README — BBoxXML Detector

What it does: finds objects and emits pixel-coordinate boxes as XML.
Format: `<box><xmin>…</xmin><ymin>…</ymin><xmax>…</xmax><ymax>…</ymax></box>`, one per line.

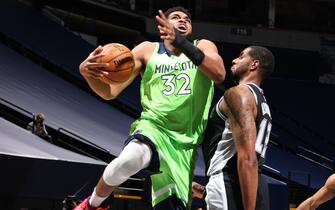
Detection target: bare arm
<box><xmin>224</xmin><ymin>85</ymin><xmax>258</xmax><ymax>210</ymax></box>
<box><xmin>197</xmin><ymin>39</ymin><xmax>226</xmax><ymax>83</ymax></box>
<box><xmin>79</xmin><ymin>42</ymin><xmax>153</xmax><ymax>100</ymax></box>
<box><xmin>297</xmin><ymin>174</ymin><xmax>335</xmax><ymax>210</ymax></box>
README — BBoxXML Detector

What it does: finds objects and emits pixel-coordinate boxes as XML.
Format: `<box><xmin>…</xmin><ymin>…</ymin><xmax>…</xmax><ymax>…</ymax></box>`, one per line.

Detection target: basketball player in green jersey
<box><xmin>75</xmin><ymin>6</ymin><xmax>225</xmax><ymax>210</ymax></box>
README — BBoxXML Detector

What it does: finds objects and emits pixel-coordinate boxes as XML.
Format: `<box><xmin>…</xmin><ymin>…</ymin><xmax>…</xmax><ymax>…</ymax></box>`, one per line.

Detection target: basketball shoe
<box><xmin>73</xmin><ymin>196</ymin><xmax>109</xmax><ymax>210</ymax></box>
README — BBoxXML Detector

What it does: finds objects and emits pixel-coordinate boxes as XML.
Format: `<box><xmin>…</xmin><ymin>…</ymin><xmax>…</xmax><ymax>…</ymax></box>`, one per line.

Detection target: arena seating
<box><xmin>0</xmin><ymin>42</ymin><xmax>134</xmax><ymax>156</ymax></box>
<box><xmin>0</xmin><ymin>117</ymin><xmax>106</xmax><ymax>209</ymax></box>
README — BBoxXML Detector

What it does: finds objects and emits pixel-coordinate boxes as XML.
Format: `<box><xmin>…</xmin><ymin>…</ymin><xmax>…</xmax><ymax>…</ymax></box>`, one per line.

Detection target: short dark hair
<box><xmin>164</xmin><ymin>6</ymin><xmax>192</xmax><ymax>20</ymax></box>
<box><xmin>248</xmin><ymin>46</ymin><xmax>275</xmax><ymax>80</ymax></box>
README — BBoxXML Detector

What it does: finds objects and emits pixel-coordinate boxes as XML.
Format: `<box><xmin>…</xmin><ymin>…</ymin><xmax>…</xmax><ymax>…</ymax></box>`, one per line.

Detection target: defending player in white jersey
<box><xmin>193</xmin><ymin>46</ymin><xmax>275</xmax><ymax>210</ymax></box>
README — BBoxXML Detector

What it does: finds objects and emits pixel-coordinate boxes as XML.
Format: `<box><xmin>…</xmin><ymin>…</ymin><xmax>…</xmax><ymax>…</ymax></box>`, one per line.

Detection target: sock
<box><xmin>89</xmin><ymin>188</ymin><xmax>109</xmax><ymax>207</ymax></box>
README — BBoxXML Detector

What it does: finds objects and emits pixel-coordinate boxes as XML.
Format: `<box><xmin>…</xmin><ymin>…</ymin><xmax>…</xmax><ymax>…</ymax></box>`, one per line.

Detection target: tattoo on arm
<box><xmin>224</xmin><ymin>86</ymin><xmax>258</xmax><ymax>210</ymax></box>
<box><xmin>224</xmin><ymin>87</ymin><xmax>256</xmax><ymax>146</ymax></box>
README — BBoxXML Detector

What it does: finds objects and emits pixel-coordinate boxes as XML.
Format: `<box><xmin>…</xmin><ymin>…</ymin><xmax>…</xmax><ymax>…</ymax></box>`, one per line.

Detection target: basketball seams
<box><xmin>103</xmin><ymin>51</ymin><xmax>134</xmax><ymax>71</ymax></box>
<box><xmin>103</xmin><ymin>69</ymin><xmax>132</xmax><ymax>82</ymax></box>
<box><xmin>107</xmin><ymin>51</ymin><xmax>131</xmax><ymax>62</ymax></box>
<box><xmin>100</xmin><ymin>43</ymin><xmax>134</xmax><ymax>83</ymax></box>
<box><xmin>115</xmin><ymin>63</ymin><xmax>135</xmax><ymax>72</ymax></box>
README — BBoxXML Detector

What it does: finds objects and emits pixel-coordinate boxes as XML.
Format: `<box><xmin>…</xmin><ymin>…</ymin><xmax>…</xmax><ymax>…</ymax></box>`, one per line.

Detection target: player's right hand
<box><xmin>192</xmin><ymin>181</ymin><xmax>205</xmax><ymax>199</ymax></box>
<box><xmin>155</xmin><ymin>10</ymin><xmax>176</xmax><ymax>44</ymax></box>
<box><xmin>79</xmin><ymin>46</ymin><xmax>110</xmax><ymax>79</ymax></box>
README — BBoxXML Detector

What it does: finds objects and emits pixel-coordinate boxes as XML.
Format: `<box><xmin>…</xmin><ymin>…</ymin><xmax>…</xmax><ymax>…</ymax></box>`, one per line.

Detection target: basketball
<box><xmin>98</xmin><ymin>43</ymin><xmax>134</xmax><ymax>83</ymax></box>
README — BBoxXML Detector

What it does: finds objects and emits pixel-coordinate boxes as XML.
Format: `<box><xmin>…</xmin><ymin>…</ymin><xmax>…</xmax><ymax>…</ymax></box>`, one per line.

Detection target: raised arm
<box><xmin>79</xmin><ymin>42</ymin><xmax>153</xmax><ymax>100</ymax></box>
<box><xmin>196</xmin><ymin>39</ymin><xmax>226</xmax><ymax>83</ymax></box>
<box><xmin>155</xmin><ymin>10</ymin><xmax>225</xmax><ymax>83</ymax></box>
<box><xmin>223</xmin><ymin>85</ymin><xmax>258</xmax><ymax>210</ymax></box>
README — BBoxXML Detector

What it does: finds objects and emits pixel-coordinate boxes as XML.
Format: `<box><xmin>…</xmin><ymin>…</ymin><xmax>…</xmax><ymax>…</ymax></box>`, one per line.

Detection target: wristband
<box><xmin>172</xmin><ymin>29</ymin><xmax>205</xmax><ymax>66</ymax></box>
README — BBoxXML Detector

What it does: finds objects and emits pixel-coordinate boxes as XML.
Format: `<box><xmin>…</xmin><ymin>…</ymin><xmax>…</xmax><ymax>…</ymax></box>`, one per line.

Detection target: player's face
<box><xmin>167</xmin><ymin>11</ymin><xmax>192</xmax><ymax>36</ymax></box>
<box><xmin>231</xmin><ymin>48</ymin><xmax>253</xmax><ymax>81</ymax></box>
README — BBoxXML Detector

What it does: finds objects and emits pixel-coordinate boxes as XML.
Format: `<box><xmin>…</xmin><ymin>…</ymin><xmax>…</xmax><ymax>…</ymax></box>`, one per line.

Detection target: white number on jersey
<box><xmin>255</xmin><ymin>102</ymin><xmax>272</xmax><ymax>158</ymax></box>
<box><xmin>162</xmin><ymin>73</ymin><xmax>191</xmax><ymax>95</ymax></box>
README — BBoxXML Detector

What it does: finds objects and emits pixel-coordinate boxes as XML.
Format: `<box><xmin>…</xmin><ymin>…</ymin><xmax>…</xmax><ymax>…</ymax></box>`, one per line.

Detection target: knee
<box><xmin>102</xmin><ymin>141</ymin><xmax>152</xmax><ymax>186</ymax></box>
<box><xmin>102</xmin><ymin>154</ymin><xmax>146</xmax><ymax>186</ymax></box>
<box><xmin>102</xmin><ymin>157</ymin><xmax>132</xmax><ymax>186</ymax></box>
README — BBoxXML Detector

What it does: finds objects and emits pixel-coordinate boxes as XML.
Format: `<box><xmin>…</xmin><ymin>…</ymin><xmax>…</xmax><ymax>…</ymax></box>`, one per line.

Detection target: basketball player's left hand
<box><xmin>155</xmin><ymin>10</ymin><xmax>176</xmax><ymax>43</ymax></box>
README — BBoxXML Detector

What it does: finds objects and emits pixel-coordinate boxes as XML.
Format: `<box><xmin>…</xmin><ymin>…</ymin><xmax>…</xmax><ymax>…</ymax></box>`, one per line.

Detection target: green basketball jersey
<box><xmin>129</xmin><ymin>42</ymin><xmax>214</xmax><ymax>208</ymax></box>
<box><xmin>130</xmin><ymin>42</ymin><xmax>214</xmax><ymax>146</ymax></box>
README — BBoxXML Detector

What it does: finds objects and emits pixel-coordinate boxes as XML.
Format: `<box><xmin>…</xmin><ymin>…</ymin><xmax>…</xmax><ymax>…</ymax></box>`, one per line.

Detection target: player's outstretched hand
<box><xmin>155</xmin><ymin>10</ymin><xmax>176</xmax><ymax>43</ymax></box>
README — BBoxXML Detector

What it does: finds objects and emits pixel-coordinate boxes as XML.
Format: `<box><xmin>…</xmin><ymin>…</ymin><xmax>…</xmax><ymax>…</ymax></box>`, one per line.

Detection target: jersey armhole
<box><xmin>144</xmin><ymin>42</ymin><xmax>160</xmax><ymax>73</ymax></box>
<box><xmin>216</xmin><ymin>97</ymin><xmax>227</xmax><ymax>120</ymax></box>
<box><xmin>244</xmin><ymin>84</ymin><xmax>259</xmax><ymax>105</ymax></box>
